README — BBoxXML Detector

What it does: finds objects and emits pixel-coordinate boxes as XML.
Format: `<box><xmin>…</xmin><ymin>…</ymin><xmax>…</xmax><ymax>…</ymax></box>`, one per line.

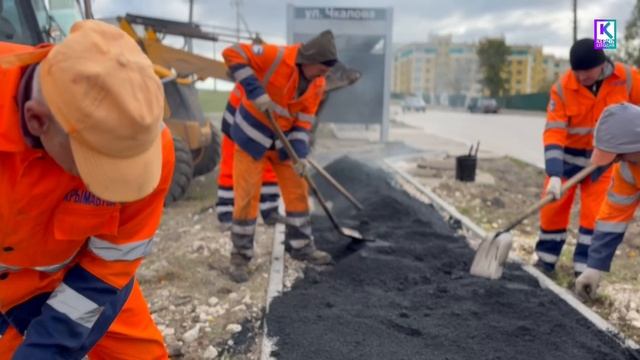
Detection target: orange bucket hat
<box><xmin>39</xmin><ymin>20</ymin><xmax>165</xmax><ymax>202</ymax></box>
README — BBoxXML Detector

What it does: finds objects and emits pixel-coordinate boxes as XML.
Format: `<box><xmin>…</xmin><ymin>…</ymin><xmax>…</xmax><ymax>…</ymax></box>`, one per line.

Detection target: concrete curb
<box><xmin>384</xmin><ymin>154</ymin><xmax>640</xmax><ymax>351</ymax></box>
<box><xmin>259</xmin><ymin>216</ymin><xmax>286</xmax><ymax>360</ymax></box>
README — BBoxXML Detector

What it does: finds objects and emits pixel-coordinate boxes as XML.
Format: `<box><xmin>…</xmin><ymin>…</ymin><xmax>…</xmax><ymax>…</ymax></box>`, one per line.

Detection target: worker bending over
<box><xmin>575</xmin><ymin>103</ymin><xmax>640</xmax><ymax>299</ymax></box>
<box><xmin>222</xmin><ymin>30</ymin><xmax>338</xmax><ymax>282</ymax></box>
<box><xmin>0</xmin><ymin>21</ymin><xmax>173</xmax><ymax>358</ymax></box>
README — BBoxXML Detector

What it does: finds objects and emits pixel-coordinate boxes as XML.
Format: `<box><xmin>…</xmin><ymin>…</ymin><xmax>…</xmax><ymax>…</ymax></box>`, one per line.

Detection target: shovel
<box><xmin>264</xmin><ymin>109</ymin><xmax>374</xmax><ymax>242</ymax></box>
<box><xmin>470</xmin><ymin>163</ymin><xmax>599</xmax><ymax>279</ymax></box>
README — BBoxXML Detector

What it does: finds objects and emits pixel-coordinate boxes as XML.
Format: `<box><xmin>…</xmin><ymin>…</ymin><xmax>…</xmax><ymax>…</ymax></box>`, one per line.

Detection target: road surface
<box><xmin>397</xmin><ymin>108</ymin><xmax>546</xmax><ymax>168</ymax></box>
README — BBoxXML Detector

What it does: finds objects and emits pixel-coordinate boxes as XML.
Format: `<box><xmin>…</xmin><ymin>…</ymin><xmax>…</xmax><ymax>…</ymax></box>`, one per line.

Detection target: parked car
<box><xmin>402</xmin><ymin>96</ymin><xmax>427</xmax><ymax>112</ymax></box>
<box><xmin>468</xmin><ymin>97</ymin><xmax>500</xmax><ymax>113</ymax></box>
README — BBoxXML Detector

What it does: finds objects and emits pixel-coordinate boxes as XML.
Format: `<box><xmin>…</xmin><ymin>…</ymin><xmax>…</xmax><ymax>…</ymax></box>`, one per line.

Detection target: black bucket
<box><xmin>455</xmin><ymin>155</ymin><xmax>477</xmax><ymax>182</ymax></box>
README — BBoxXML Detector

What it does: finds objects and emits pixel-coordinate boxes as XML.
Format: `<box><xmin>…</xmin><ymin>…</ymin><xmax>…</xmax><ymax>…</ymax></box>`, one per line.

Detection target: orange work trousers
<box><xmin>231</xmin><ymin>146</ymin><xmax>311</xmax><ymax>258</ymax></box>
<box><xmin>535</xmin><ymin>170</ymin><xmax>612</xmax><ymax>272</ymax></box>
<box><xmin>216</xmin><ymin>135</ymin><xmax>280</xmax><ymax>225</ymax></box>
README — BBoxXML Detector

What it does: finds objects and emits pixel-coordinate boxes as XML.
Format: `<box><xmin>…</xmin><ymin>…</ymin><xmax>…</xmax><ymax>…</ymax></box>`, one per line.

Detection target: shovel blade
<box><xmin>470</xmin><ymin>233</ymin><xmax>513</xmax><ymax>280</ymax></box>
<box><xmin>340</xmin><ymin>227</ymin><xmax>375</xmax><ymax>242</ymax></box>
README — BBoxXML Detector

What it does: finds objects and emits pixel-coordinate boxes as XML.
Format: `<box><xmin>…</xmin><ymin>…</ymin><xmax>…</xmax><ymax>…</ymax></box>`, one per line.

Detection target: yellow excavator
<box><xmin>116</xmin><ymin>13</ymin><xmax>239</xmax><ymax>204</ymax></box>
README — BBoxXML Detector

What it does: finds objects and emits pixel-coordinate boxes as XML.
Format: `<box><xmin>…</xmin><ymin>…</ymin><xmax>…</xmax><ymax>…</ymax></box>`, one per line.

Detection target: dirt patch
<box><xmin>266</xmin><ymin>157</ymin><xmax>639</xmax><ymax>360</ymax></box>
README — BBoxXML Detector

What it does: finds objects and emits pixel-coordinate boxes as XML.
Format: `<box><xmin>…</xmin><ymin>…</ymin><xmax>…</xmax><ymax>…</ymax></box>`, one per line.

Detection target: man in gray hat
<box><xmin>575</xmin><ymin>103</ymin><xmax>640</xmax><ymax>300</ymax></box>
<box><xmin>221</xmin><ymin>30</ymin><xmax>338</xmax><ymax>282</ymax></box>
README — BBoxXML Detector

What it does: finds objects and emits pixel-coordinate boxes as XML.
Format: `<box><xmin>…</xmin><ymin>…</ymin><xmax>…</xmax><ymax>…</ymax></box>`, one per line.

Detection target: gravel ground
<box><xmin>138</xmin><ymin>173</ymin><xmax>272</xmax><ymax>359</ymax></box>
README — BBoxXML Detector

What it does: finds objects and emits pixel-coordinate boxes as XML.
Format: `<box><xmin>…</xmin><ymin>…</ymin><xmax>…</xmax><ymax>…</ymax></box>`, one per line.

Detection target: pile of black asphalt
<box><xmin>266</xmin><ymin>156</ymin><xmax>639</xmax><ymax>360</ymax></box>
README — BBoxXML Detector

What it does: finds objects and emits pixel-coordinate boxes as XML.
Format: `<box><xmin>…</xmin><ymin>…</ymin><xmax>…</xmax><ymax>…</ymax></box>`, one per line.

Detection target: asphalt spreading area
<box><xmin>266</xmin><ymin>156</ymin><xmax>640</xmax><ymax>360</ymax></box>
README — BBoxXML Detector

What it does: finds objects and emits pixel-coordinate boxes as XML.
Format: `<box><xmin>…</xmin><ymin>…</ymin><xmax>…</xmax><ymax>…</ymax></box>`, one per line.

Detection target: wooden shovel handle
<box><xmin>501</xmin><ymin>164</ymin><xmax>599</xmax><ymax>233</ymax></box>
<box><xmin>263</xmin><ymin>110</ymin><xmax>344</xmax><ymax>226</ymax></box>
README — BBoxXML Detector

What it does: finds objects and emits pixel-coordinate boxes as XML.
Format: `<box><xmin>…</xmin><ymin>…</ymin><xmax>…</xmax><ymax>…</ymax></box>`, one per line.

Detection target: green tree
<box><xmin>623</xmin><ymin>0</ymin><xmax>640</xmax><ymax>67</ymax></box>
<box><xmin>477</xmin><ymin>38</ymin><xmax>510</xmax><ymax>97</ymax></box>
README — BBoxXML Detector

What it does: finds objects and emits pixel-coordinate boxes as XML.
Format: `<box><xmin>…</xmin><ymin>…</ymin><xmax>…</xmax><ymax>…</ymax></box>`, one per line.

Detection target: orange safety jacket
<box><xmin>544</xmin><ymin>62</ymin><xmax>640</xmax><ymax>179</ymax></box>
<box><xmin>589</xmin><ymin>160</ymin><xmax>640</xmax><ymax>271</ymax></box>
<box><xmin>222</xmin><ymin>42</ymin><xmax>326</xmax><ymax>160</ymax></box>
<box><xmin>0</xmin><ymin>41</ymin><xmax>175</xmax><ymax>358</ymax></box>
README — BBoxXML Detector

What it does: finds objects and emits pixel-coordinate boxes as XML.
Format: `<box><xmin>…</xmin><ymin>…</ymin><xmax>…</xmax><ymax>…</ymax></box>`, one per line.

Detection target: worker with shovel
<box><xmin>575</xmin><ymin>103</ymin><xmax>640</xmax><ymax>300</ymax></box>
<box><xmin>535</xmin><ymin>38</ymin><xmax>640</xmax><ymax>276</ymax></box>
<box><xmin>222</xmin><ymin>30</ymin><xmax>338</xmax><ymax>282</ymax></box>
<box><xmin>0</xmin><ymin>21</ymin><xmax>173</xmax><ymax>358</ymax></box>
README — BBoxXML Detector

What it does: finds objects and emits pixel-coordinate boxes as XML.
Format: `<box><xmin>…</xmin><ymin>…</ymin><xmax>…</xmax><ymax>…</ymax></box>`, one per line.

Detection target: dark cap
<box><xmin>296</xmin><ymin>30</ymin><xmax>338</xmax><ymax>66</ymax></box>
<box><xmin>570</xmin><ymin>38</ymin><xmax>606</xmax><ymax>70</ymax></box>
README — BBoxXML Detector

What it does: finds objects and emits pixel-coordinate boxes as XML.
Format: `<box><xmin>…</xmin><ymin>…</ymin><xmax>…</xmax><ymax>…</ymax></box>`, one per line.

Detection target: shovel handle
<box><xmin>307</xmin><ymin>158</ymin><xmax>364</xmax><ymax>211</ymax></box>
<box><xmin>265</xmin><ymin>109</ymin><xmax>302</xmax><ymax>165</ymax></box>
<box><xmin>263</xmin><ymin>109</ymin><xmax>346</xmax><ymax>231</ymax></box>
<box><xmin>501</xmin><ymin>164</ymin><xmax>599</xmax><ymax>234</ymax></box>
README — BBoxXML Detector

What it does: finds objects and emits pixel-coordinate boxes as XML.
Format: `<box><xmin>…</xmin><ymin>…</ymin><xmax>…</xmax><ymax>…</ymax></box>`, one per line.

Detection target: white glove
<box><xmin>294</xmin><ymin>159</ymin><xmax>309</xmax><ymax>177</ymax></box>
<box><xmin>254</xmin><ymin>94</ymin><xmax>274</xmax><ymax>112</ymax></box>
<box><xmin>545</xmin><ymin>176</ymin><xmax>562</xmax><ymax>200</ymax></box>
<box><xmin>575</xmin><ymin>268</ymin><xmax>602</xmax><ymax>301</ymax></box>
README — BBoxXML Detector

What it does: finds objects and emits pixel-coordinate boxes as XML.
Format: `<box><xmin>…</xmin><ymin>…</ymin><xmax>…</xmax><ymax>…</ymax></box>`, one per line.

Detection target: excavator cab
<box><xmin>0</xmin><ymin>0</ymin><xmax>82</xmax><ymax>44</ymax></box>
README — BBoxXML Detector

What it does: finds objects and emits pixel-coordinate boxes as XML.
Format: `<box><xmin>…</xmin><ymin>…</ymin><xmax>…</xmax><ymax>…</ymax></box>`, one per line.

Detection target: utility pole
<box><xmin>232</xmin><ymin>0</ymin><xmax>242</xmax><ymax>42</ymax></box>
<box><xmin>572</xmin><ymin>0</ymin><xmax>577</xmax><ymax>44</ymax></box>
<box><xmin>213</xmin><ymin>42</ymin><xmax>217</xmax><ymax>91</ymax></box>
<box><xmin>82</xmin><ymin>0</ymin><xmax>94</xmax><ymax>19</ymax></box>
<box><xmin>187</xmin><ymin>0</ymin><xmax>194</xmax><ymax>53</ymax></box>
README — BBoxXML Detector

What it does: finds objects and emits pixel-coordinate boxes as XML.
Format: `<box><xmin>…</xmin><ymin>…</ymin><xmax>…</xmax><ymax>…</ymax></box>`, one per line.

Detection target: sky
<box><xmin>93</xmin><ymin>0</ymin><xmax>635</xmax><ymax>57</ymax></box>
<box><xmin>91</xmin><ymin>0</ymin><xmax>635</xmax><ymax>89</ymax></box>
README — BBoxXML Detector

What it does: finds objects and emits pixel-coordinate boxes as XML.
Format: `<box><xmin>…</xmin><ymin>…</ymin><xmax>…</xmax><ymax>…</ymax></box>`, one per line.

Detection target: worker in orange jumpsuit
<box><xmin>216</xmin><ymin>84</ymin><xmax>280</xmax><ymax>229</ymax></box>
<box><xmin>535</xmin><ymin>38</ymin><xmax>640</xmax><ymax>275</ymax></box>
<box><xmin>574</xmin><ymin>103</ymin><xmax>640</xmax><ymax>299</ymax></box>
<box><xmin>222</xmin><ymin>30</ymin><xmax>338</xmax><ymax>282</ymax></box>
<box><xmin>0</xmin><ymin>21</ymin><xmax>173</xmax><ymax>358</ymax></box>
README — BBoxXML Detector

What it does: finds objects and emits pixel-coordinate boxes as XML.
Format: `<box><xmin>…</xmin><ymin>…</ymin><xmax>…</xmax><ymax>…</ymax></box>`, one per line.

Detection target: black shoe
<box><xmin>229</xmin><ymin>254</ymin><xmax>250</xmax><ymax>283</ymax></box>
